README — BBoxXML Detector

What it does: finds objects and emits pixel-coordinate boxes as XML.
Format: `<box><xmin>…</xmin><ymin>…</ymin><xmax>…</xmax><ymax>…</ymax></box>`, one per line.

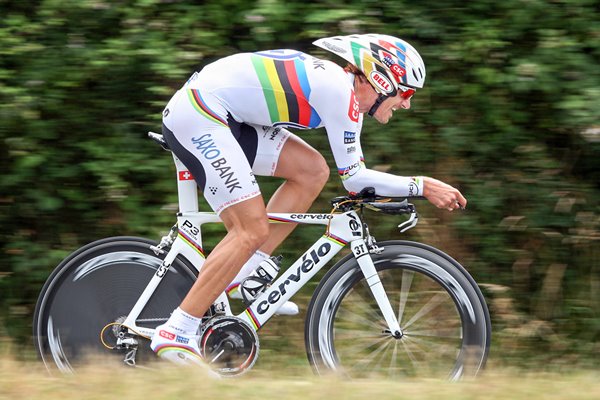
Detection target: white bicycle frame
<box><xmin>121</xmin><ymin>151</ymin><xmax>403</xmax><ymax>338</ymax></box>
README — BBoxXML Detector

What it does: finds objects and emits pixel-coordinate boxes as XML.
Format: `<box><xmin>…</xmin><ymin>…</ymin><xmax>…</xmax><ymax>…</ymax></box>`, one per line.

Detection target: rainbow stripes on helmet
<box><xmin>314</xmin><ymin>34</ymin><xmax>426</xmax><ymax>94</ymax></box>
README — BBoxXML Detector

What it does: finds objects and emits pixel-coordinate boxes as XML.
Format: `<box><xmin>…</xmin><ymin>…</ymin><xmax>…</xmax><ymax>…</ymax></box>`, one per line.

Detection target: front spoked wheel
<box><xmin>305</xmin><ymin>240</ymin><xmax>491</xmax><ymax>380</ymax></box>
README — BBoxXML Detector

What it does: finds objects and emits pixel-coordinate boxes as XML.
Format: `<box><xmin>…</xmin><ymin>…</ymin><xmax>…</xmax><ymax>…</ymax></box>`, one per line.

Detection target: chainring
<box><xmin>199</xmin><ymin>316</ymin><xmax>259</xmax><ymax>377</ymax></box>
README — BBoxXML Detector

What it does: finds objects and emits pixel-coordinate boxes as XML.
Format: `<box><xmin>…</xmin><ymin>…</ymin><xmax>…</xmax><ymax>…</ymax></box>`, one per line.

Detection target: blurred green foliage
<box><xmin>1</xmin><ymin>0</ymin><xmax>599</xmax><ymax>366</ymax></box>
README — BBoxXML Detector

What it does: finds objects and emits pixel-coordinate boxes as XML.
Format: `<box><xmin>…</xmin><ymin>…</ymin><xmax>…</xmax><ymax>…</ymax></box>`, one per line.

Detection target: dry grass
<box><xmin>1</xmin><ymin>355</ymin><xmax>599</xmax><ymax>400</ymax></box>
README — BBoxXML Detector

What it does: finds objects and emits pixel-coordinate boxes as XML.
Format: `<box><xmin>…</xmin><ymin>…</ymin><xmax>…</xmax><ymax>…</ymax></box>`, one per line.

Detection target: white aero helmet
<box><xmin>313</xmin><ymin>34</ymin><xmax>426</xmax><ymax>96</ymax></box>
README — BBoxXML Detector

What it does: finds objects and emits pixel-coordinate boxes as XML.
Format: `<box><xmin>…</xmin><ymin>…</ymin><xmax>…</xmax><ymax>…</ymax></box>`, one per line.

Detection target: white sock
<box><xmin>226</xmin><ymin>249</ymin><xmax>269</xmax><ymax>293</ymax></box>
<box><xmin>165</xmin><ymin>307</ymin><xmax>202</xmax><ymax>335</ymax></box>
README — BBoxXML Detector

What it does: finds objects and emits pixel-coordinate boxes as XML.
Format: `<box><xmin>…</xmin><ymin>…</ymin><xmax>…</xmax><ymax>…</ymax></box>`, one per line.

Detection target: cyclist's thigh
<box><xmin>270</xmin><ymin>133</ymin><xmax>326</xmax><ymax>180</ymax></box>
<box><xmin>252</xmin><ymin>126</ymin><xmax>295</xmax><ymax>177</ymax></box>
<box><xmin>235</xmin><ymin>124</ymin><xmax>296</xmax><ymax>177</ymax></box>
<box><xmin>162</xmin><ymin>89</ymin><xmax>261</xmax><ymax>214</ymax></box>
<box><xmin>244</xmin><ymin>124</ymin><xmax>325</xmax><ymax>180</ymax></box>
<box><xmin>224</xmin><ymin>121</ymin><xmax>296</xmax><ymax>177</ymax></box>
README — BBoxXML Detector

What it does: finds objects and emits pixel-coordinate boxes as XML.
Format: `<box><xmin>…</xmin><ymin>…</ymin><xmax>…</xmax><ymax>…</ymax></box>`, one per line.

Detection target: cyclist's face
<box><xmin>373</xmin><ymin>91</ymin><xmax>412</xmax><ymax>124</ymax></box>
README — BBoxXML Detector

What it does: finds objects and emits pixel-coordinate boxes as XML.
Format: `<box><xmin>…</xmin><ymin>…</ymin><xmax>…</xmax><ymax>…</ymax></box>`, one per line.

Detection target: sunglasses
<box><xmin>398</xmin><ymin>84</ymin><xmax>416</xmax><ymax>99</ymax></box>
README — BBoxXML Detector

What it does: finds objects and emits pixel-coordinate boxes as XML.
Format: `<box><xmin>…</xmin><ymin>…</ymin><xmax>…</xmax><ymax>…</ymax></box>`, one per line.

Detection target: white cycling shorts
<box><xmin>162</xmin><ymin>88</ymin><xmax>290</xmax><ymax>214</ymax></box>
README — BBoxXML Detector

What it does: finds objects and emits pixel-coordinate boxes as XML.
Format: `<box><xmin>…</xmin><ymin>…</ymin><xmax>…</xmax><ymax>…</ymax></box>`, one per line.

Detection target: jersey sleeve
<box><xmin>310</xmin><ymin>67</ymin><xmax>424</xmax><ymax>198</ymax></box>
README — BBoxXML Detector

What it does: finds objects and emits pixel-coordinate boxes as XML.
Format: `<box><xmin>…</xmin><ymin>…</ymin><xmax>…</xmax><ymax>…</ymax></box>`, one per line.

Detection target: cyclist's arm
<box><xmin>308</xmin><ymin>64</ymin><xmax>465</xmax><ymax>202</ymax></box>
<box><xmin>314</xmin><ymin>82</ymin><xmax>424</xmax><ymax>198</ymax></box>
<box><xmin>342</xmin><ymin>165</ymin><xmax>424</xmax><ymax>198</ymax></box>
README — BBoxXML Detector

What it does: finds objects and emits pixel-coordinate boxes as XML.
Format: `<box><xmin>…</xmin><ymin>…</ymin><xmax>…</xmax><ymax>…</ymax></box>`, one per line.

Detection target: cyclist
<box><xmin>151</xmin><ymin>34</ymin><xmax>467</xmax><ymax>365</ymax></box>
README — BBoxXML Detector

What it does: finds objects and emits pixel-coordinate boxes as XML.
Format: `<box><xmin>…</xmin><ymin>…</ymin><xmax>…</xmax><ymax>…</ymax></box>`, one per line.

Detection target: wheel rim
<box><xmin>36</xmin><ymin>248</ymin><xmax>195</xmax><ymax>371</ymax></box>
<box><xmin>316</xmin><ymin>256</ymin><xmax>486</xmax><ymax>379</ymax></box>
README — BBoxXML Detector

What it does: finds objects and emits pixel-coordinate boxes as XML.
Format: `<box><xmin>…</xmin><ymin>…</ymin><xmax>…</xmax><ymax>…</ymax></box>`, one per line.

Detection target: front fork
<box><xmin>350</xmin><ymin>239</ymin><xmax>403</xmax><ymax>339</ymax></box>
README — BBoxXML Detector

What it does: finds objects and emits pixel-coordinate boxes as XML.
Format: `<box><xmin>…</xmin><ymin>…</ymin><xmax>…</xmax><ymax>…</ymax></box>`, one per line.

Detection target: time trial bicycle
<box><xmin>33</xmin><ymin>132</ymin><xmax>491</xmax><ymax>379</ymax></box>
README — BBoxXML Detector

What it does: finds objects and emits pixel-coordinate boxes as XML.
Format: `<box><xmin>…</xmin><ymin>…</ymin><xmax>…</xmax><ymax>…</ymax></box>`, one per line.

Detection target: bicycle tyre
<box><xmin>305</xmin><ymin>240</ymin><xmax>491</xmax><ymax>380</ymax></box>
<box><xmin>33</xmin><ymin>236</ymin><xmax>198</xmax><ymax>372</ymax></box>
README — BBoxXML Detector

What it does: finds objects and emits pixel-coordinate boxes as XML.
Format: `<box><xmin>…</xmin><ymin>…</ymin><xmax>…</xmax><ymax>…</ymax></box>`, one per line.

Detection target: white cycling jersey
<box><xmin>162</xmin><ymin>49</ymin><xmax>422</xmax><ymax>214</ymax></box>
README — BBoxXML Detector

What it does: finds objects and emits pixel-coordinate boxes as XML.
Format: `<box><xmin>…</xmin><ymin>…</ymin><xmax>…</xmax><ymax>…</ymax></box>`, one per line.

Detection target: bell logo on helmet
<box><xmin>369</xmin><ymin>71</ymin><xmax>393</xmax><ymax>94</ymax></box>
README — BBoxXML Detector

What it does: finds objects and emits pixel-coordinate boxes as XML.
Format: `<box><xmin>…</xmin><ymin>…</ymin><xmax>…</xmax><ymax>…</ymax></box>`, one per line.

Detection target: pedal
<box><xmin>199</xmin><ymin>316</ymin><xmax>259</xmax><ymax>377</ymax></box>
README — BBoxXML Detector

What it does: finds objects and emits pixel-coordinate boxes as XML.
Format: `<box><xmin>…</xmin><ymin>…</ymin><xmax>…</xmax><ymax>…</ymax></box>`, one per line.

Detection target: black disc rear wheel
<box><xmin>33</xmin><ymin>237</ymin><xmax>197</xmax><ymax>371</ymax></box>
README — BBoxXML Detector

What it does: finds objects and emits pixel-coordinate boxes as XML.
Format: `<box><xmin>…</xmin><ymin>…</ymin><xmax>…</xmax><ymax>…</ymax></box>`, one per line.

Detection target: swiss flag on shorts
<box><xmin>178</xmin><ymin>171</ymin><xmax>194</xmax><ymax>181</ymax></box>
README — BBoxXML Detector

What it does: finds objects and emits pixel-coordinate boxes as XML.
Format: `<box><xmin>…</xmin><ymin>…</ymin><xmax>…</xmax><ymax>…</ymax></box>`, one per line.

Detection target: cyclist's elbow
<box><xmin>341</xmin><ymin>176</ymin><xmax>366</xmax><ymax>194</ymax></box>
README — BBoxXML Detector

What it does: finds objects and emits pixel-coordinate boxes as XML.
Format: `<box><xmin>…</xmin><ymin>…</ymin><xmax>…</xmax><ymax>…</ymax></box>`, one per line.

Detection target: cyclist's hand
<box><xmin>422</xmin><ymin>177</ymin><xmax>467</xmax><ymax>211</ymax></box>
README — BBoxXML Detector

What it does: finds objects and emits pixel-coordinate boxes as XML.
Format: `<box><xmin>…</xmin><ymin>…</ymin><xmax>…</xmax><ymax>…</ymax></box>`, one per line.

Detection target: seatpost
<box><xmin>172</xmin><ymin>154</ymin><xmax>199</xmax><ymax>213</ymax></box>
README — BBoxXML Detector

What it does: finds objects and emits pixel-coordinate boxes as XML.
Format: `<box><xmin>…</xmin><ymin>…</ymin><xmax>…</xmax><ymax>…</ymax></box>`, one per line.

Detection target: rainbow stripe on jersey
<box><xmin>251</xmin><ymin>54</ymin><xmax>321</xmax><ymax>128</ymax></box>
<box><xmin>187</xmin><ymin>89</ymin><xmax>228</xmax><ymax>127</ymax></box>
<box><xmin>338</xmin><ymin>156</ymin><xmax>366</xmax><ymax>181</ymax></box>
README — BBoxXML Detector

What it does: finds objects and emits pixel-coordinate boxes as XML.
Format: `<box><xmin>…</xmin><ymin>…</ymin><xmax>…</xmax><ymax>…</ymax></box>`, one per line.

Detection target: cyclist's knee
<box><xmin>276</xmin><ymin>139</ymin><xmax>329</xmax><ymax>190</ymax></box>
<box><xmin>311</xmin><ymin>153</ymin><xmax>330</xmax><ymax>188</ymax></box>
<box><xmin>294</xmin><ymin>150</ymin><xmax>329</xmax><ymax>189</ymax></box>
